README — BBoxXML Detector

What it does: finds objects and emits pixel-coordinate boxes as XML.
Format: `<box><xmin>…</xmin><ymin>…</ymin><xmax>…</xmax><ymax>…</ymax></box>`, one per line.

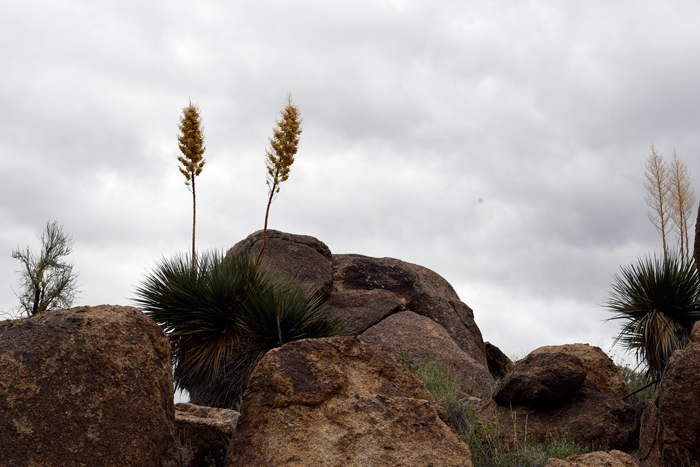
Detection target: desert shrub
<box><xmin>133</xmin><ymin>250</ymin><xmax>345</xmax><ymax>408</ymax></box>
<box><xmin>618</xmin><ymin>364</ymin><xmax>657</xmax><ymax>400</ymax></box>
<box><xmin>402</xmin><ymin>357</ymin><xmax>589</xmax><ymax>467</ymax></box>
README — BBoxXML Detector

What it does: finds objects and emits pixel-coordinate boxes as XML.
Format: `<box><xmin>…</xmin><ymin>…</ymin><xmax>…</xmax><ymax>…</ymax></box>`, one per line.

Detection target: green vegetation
<box><xmin>400</xmin><ymin>356</ymin><xmax>589</xmax><ymax>467</ymax></box>
<box><xmin>605</xmin><ymin>252</ymin><xmax>700</xmax><ymax>379</ymax></box>
<box><xmin>618</xmin><ymin>364</ymin><xmax>656</xmax><ymax>401</ymax></box>
<box><xmin>133</xmin><ymin>251</ymin><xmax>344</xmax><ymax>408</ymax></box>
<box><xmin>12</xmin><ymin>219</ymin><xmax>80</xmax><ymax>317</ymax></box>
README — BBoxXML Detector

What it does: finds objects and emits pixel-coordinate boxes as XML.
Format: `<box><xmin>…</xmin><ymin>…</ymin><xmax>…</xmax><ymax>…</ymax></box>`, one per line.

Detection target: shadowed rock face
<box><xmin>485</xmin><ymin>342</ymin><xmax>512</xmax><ymax>380</ymax></box>
<box><xmin>0</xmin><ymin>305</ymin><xmax>181</xmax><ymax>467</ymax></box>
<box><xmin>638</xmin><ymin>338</ymin><xmax>700</xmax><ymax>467</ymax></box>
<box><xmin>175</xmin><ymin>403</ymin><xmax>239</xmax><ymax>467</ymax></box>
<box><xmin>531</xmin><ymin>344</ymin><xmax>629</xmax><ymax>398</ymax></box>
<box><xmin>226</xmin><ymin>336</ymin><xmax>473</xmax><ymax>467</ymax></box>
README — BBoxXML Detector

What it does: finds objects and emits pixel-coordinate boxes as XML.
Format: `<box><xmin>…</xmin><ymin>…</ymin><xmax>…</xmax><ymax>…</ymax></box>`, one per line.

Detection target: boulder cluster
<box><xmin>1</xmin><ymin>230</ymin><xmax>699</xmax><ymax>466</ymax></box>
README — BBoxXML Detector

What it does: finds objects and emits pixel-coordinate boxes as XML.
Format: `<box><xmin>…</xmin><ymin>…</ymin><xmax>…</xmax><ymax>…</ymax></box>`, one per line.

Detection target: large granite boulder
<box><xmin>327</xmin><ymin>288</ymin><xmax>403</xmax><ymax>335</ymax></box>
<box><xmin>332</xmin><ymin>254</ymin><xmax>488</xmax><ymax>368</ymax></box>
<box><xmin>0</xmin><ymin>305</ymin><xmax>181</xmax><ymax>467</ymax></box>
<box><xmin>493</xmin><ymin>352</ymin><xmax>587</xmax><ymax>407</ymax></box>
<box><xmin>544</xmin><ymin>450</ymin><xmax>639</xmax><ymax>467</ymax></box>
<box><xmin>226</xmin><ymin>336</ymin><xmax>472</xmax><ymax>467</ymax></box>
<box><xmin>175</xmin><ymin>403</ymin><xmax>240</xmax><ymax>467</ymax></box>
<box><xmin>485</xmin><ymin>342</ymin><xmax>512</xmax><ymax>380</ymax></box>
<box><xmin>638</xmin><ymin>329</ymin><xmax>700</xmax><ymax>467</ymax></box>
<box><xmin>531</xmin><ymin>344</ymin><xmax>629</xmax><ymax>398</ymax></box>
<box><xmin>360</xmin><ymin>311</ymin><xmax>495</xmax><ymax>397</ymax></box>
<box><xmin>226</xmin><ymin>230</ymin><xmax>334</xmax><ymax>298</ymax></box>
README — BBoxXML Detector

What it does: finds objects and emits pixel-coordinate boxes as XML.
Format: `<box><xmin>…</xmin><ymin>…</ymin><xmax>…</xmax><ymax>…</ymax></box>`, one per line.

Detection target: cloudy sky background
<box><xmin>2</xmin><ymin>0</ymin><xmax>700</xmax><ymax>372</ymax></box>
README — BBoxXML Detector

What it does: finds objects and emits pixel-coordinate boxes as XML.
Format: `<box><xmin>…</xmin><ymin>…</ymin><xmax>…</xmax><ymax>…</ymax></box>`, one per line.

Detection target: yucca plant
<box><xmin>605</xmin><ymin>252</ymin><xmax>700</xmax><ymax>380</ymax></box>
<box><xmin>133</xmin><ymin>251</ymin><xmax>345</xmax><ymax>408</ymax></box>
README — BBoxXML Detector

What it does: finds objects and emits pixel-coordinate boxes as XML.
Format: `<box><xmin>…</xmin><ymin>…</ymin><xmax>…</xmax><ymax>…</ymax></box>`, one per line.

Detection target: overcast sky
<box><xmin>2</xmin><ymin>1</ymin><xmax>700</xmax><ymax>370</ymax></box>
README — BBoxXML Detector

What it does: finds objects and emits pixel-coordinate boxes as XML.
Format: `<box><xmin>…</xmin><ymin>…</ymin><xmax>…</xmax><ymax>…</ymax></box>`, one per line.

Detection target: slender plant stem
<box><xmin>256</xmin><ymin>183</ymin><xmax>277</xmax><ymax>271</ymax></box>
<box><xmin>192</xmin><ymin>178</ymin><xmax>197</xmax><ymax>270</ymax></box>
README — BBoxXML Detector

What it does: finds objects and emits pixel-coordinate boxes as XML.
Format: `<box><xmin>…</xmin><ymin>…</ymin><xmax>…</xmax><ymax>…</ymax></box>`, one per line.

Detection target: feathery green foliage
<box><xmin>177</xmin><ymin>101</ymin><xmax>206</xmax><ymax>268</ymax></box>
<box><xmin>605</xmin><ymin>252</ymin><xmax>700</xmax><ymax>379</ymax></box>
<box><xmin>12</xmin><ymin>219</ymin><xmax>80</xmax><ymax>317</ymax></box>
<box><xmin>133</xmin><ymin>251</ymin><xmax>344</xmax><ymax>408</ymax></box>
<box><xmin>256</xmin><ymin>94</ymin><xmax>302</xmax><ymax>269</ymax></box>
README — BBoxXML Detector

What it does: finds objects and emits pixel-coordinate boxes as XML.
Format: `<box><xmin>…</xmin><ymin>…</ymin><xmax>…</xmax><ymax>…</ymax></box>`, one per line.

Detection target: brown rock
<box><xmin>481</xmin><ymin>381</ymin><xmax>638</xmax><ymax>451</ymax></box>
<box><xmin>226</xmin><ymin>336</ymin><xmax>472</xmax><ymax>467</ymax></box>
<box><xmin>175</xmin><ymin>403</ymin><xmax>240</xmax><ymax>467</ymax></box>
<box><xmin>226</xmin><ymin>230</ymin><xmax>334</xmax><ymax>297</ymax></box>
<box><xmin>0</xmin><ymin>305</ymin><xmax>181</xmax><ymax>467</ymax></box>
<box><xmin>544</xmin><ymin>450</ymin><xmax>639</xmax><ymax>467</ymax></box>
<box><xmin>493</xmin><ymin>352</ymin><xmax>587</xmax><ymax>407</ymax></box>
<box><xmin>327</xmin><ymin>288</ymin><xmax>402</xmax><ymax>335</ymax></box>
<box><xmin>333</xmin><ymin>253</ymin><xmax>488</xmax><ymax>367</ymax></box>
<box><xmin>360</xmin><ymin>311</ymin><xmax>495</xmax><ymax>397</ymax></box>
<box><xmin>638</xmin><ymin>340</ymin><xmax>700</xmax><ymax>467</ymax></box>
<box><xmin>485</xmin><ymin>342</ymin><xmax>512</xmax><ymax>380</ymax></box>
<box><xmin>690</xmin><ymin>321</ymin><xmax>700</xmax><ymax>343</ymax></box>
<box><xmin>531</xmin><ymin>344</ymin><xmax>629</xmax><ymax>398</ymax></box>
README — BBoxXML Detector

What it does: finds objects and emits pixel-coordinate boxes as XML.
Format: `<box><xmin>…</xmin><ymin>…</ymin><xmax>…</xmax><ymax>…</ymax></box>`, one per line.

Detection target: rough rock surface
<box><xmin>690</xmin><ymin>320</ymin><xmax>700</xmax><ymax>343</ymax></box>
<box><xmin>332</xmin><ymin>253</ymin><xmax>488</xmax><ymax>367</ymax></box>
<box><xmin>481</xmin><ymin>381</ymin><xmax>638</xmax><ymax>451</ymax></box>
<box><xmin>485</xmin><ymin>342</ymin><xmax>512</xmax><ymax>380</ymax></box>
<box><xmin>544</xmin><ymin>450</ymin><xmax>639</xmax><ymax>467</ymax></box>
<box><xmin>531</xmin><ymin>344</ymin><xmax>628</xmax><ymax>398</ymax></box>
<box><xmin>226</xmin><ymin>230</ymin><xmax>334</xmax><ymax>298</ymax></box>
<box><xmin>493</xmin><ymin>352</ymin><xmax>587</xmax><ymax>407</ymax></box>
<box><xmin>360</xmin><ymin>311</ymin><xmax>495</xmax><ymax>397</ymax></box>
<box><xmin>327</xmin><ymin>288</ymin><xmax>402</xmax><ymax>335</ymax></box>
<box><xmin>638</xmin><ymin>339</ymin><xmax>700</xmax><ymax>467</ymax></box>
<box><xmin>175</xmin><ymin>403</ymin><xmax>240</xmax><ymax>467</ymax></box>
<box><xmin>0</xmin><ymin>305</ymin><xmax>181</xmax><ymax>467</ymax></box>
<box><xmin>226</xmin><ymin>336</ymin><xmax>472</xmax><ymax>467</ymax></box>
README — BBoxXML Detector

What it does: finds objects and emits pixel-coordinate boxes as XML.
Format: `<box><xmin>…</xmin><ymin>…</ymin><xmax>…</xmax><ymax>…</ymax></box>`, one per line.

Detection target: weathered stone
<box><xmin>690</xmin><ymin>321</ymin><xmax>700</xmax><ymax>343</ymax></box>
<box><xmin>638</xmin><ymin>340</ymin><xmax>700</xmax><ymax>467</ymax></box>
<box><xmin>485</xmin><ymin>342</ymin><xmax>512</xmax><ymax>380</ymax></box>
<box><xmin>481</xmin><ymin>381</ymin><xmax>638</xmax><ymax>451</ymax></box>
<box><xmin>360</xmin><ymin>311</ymin><xmax>495</xmax><ymax>397</ymax></box>
<box><xmin>493</xmin><ymin>352</ymin><xmax>587</xmax><ymax>407</ymax></box>
<box><xmin>226</xmin><ymin>336</ymin><xmax>472</xmax><ymax>467</ymax></box>
<box><xmin>333</xmin><ymin>253</ymin><xmax>488</xmax><ymax>367</ymax></box>
<box><xmin>327</xmin><ymin>288</ymin><xmax>402</xmax><ymax>335</ymax></box>
<box><xmin>175</xmin><ymin>403</ymin><xmax>239</xmax><ymax>467</ymax></box>
<box><xmin>544</xmin><ymin>450</ymin><xmax>639</xmax><ymax>467</ymax></box>
<box><xmin>531</xmin><ymin>344</ymin><xmax>628</xmax><ymax>398</ymax></box>
<box><xmin>0</xmin><ymin>305</ymin><xmax>181</xmax><ymax>467</ymax></box>
<box><xmin>226</xmin><ymin>230</ymin><xmax>334</xmax><ymax>298</ymax></box>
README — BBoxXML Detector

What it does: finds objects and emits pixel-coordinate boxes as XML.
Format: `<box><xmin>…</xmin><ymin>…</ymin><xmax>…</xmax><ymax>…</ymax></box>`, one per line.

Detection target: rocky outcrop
<box><xmin>360</xmin><ymin>311</ymin><xmax>494</xmax><ymax>397</ymax></box>
<box><xmin>531</xmin><ymin>344</ymin><xmax>628</xmax><ymax>398</ymax></box>
<box><xmin>544</xmin><ymin>450</ymin><xmax>639</xmax><ymax>467</ymax></box>
<box><xmin>638</xmin><ymin>335</ymin><xmax>700</xmax><ymax>467</ymax></box>
<box><xmin>485</xmin><ymin>342</ymin><xmax>512</xmax><ymax>380</ymax></box>
<box><xmin>175</xmin><ymin>403</ymin><xmax>239</xmax><ymax>467</ymax></box>
<box><xmin>0</xmin><ymin>305</ymin><xmax>181</xmax><ymax>467</ymax></box>
<box><xmin>226</xmin><ymin>336</ymin><xmax>472</xmax><ymax>467</ymax></box>
<box><xmin>226</xmin><ymin>230</ymin><xmax>334</xmax><ymax>298</ymax></box>
<box><xmin>332</xmin><ymin>254</ymin><xmax>488</xmax><ymax>368</ymax></box>
<box><xmin>328</xmin><ymin>288</ymin><xmax>402</xmax><ymax>335</ymax></box>
<box><xmin>493</xmin><ymin>352</ymin><xmax>587</xmax><ymax>407</ymax></box>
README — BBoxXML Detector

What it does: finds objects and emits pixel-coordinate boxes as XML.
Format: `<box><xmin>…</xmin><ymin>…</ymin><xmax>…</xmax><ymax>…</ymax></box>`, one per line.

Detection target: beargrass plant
<box><xmin>400</xmin><ymin>356</ymin><xmax>589</xmax><ymax>467</ymax></box>
<box><xmin>133</xmin><ymin>251</ymin><xmax>345</xmax><ymax>408</ymax></box>
<box><xmin>605</xmin><ymin>252</ymin><xmax>700</xmax><ymax>380</ymax></box>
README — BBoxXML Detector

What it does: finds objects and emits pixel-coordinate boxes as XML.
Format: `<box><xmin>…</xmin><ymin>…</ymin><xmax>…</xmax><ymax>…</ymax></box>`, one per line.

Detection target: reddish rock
<box><xmin>175</xmin><ymin>403</ymin><xmax>239</xmax><ymax>467</ymax></box>
<box><xmin>493</xmin><ymin>352</ymin><xmax>587</xmax><ymax>407</ymax></box>
<box><xmin>481</xmin><ymin>380</ymin><xmax>638</xmax><ymax>451</ymax></box>
<box><xmin>226</xmin><ymin>336</ymin><xmax>472</xmax><ymax>467</ymax></box>
<box><xmin>327</xmin><ymin>288</ymin><xmax>402</xmax><ymax>335</ymax></box>
<box><xmin>360</xmin><ymin>311</ymin><xmax>495</xmax><ymax>397</ymax></box>
<box><xmin>0</xmin><ymin>305</ymin><xmax>181</xmax><ymax>467</ymax></box>
<box><xmin>485</xmin><ymin>342</ymin><xmax>512</xmax><ymax>380</ymax></box>
<box><xmin>544</xmin><ymin>450</ymin><xmax>639</xmax><ymax>466</ymax></box>
<box><xmin>638</xmin><ymin>340</ymin><xmax>700</xmax><ymax>467</ymax></box>
<box><xmin>332</xmin><ymin>253</ymin><xmax>488</xmax><ymax>367</ymax></box>
<box><xmin>226</xmin><ymin>230</ymin><xmax>334</xmax><ymax>298</ymax></box>
<box><xmin>531</xmin><ymin>344</ymin><xmax>629</xmax><ymax>398</ymax></box>
<box><xmin>690</xmin><ymin>321</ymin><xmax>700</xmax><ymax>343</ymax></box>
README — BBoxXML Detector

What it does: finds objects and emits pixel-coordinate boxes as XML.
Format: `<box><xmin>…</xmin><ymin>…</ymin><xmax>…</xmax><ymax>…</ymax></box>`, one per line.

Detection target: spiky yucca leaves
<box><xmin>605</xmin><ymin>252</ymin><xmax>700</xmax><ymax>379</ymax></box>
<box><xmin>133</xmin><ymin>251</ymin><xmax>344</xmax><ymax>408</ymax></box>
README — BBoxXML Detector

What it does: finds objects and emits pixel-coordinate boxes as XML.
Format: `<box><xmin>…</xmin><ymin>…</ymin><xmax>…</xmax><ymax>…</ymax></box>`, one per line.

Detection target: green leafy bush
<box><xmin>605</xmin><ymin>252</ymin><xmax>700</xmax><ymax>379</ymax></box>
<box><xmin>133</xmin><ymin>251</ymin><xmax>345</xmax><ymax>408</ymax></box>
